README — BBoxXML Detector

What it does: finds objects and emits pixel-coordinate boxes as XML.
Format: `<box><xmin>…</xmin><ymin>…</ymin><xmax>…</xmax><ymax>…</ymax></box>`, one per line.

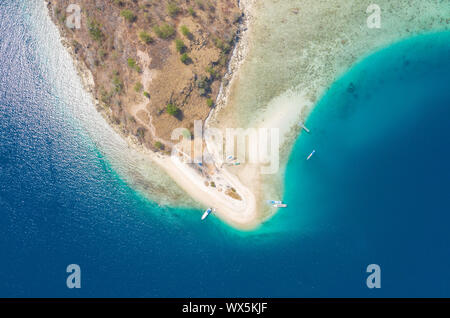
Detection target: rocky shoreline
<box><xmin>205</xmin><ymin>0</ymin><xmax>254</xmax><ymax>128</ymax></box>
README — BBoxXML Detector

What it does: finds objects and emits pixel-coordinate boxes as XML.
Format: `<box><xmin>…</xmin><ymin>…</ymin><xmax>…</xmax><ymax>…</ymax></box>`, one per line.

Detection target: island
<box><xmin>46</xmin><ymin>0</ymin><xmax>450</xmax><ymax>230</ymax></box>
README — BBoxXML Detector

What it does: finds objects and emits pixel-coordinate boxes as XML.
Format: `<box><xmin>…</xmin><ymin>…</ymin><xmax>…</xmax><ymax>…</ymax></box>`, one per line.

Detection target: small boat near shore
<box><xmin>201</xmin><ymin>208</ymin><xmax>215</xmax><ymax>220</ymax></box>
<box><xmin>224</xmin><ymin>155</ymin><xmax>240</xmax><ymax>166</ymax></box>
<box><xmin>299</xmin><ymin>122</ymin><xmax>310</xmax><ymax>133</ymax></box>
<box><xmin>268</xmin><ymin>200</ymin><xmax>287</xmax><ymax>208</ymax></box>
<box><xmin>307</xmin><ymin>150</ymin><xmax>316</xmax><ymax>160</ymax></box>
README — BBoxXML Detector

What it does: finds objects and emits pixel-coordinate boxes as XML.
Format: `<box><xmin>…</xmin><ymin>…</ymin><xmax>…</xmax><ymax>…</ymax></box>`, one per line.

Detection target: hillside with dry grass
<box><xmin>48</xmin><ymin>0</ymin><xmax>241</xmax><ymax>152</ymax></box>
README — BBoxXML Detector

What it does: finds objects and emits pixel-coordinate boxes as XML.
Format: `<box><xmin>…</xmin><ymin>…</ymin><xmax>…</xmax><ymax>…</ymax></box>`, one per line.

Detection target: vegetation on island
<box><xmin>139</xmin><ymin>31</ymin><xmax>153</xmax><ymax>44</ymax></box>
<box><xmin>88</xmin><ymin>19</ymin><xmax>104</xmax><ymax>42</ymax></box>
<box><xmin>127</xmin><ymin>58</ymin><xmax>141</xmax><ymax>73</ymax></box>
<box><xmin>167</xmin><ymin>3</ymin><xmax>181</xmax><ymax>17</ymax></box>
<box><xmin>180</xmin><ymin>25</ymin><xmax>191</xmax><ymax>38</ymax></box>
<box><xmin>134</xmin><ymin>82</ymin><xmax>143</xmax><ymax>92</ymax></box>
<box><xmin>120</xmin><ymin>9</ymin><xmax>137</xmax><ymax>23</ymax></box>
<box><xmin>154</xmin><ymin>141</ymin><xmax>164</xmax><ymax>150</ymax></box>
<box><xmin>166</xmin><ymin>103</ymin><xmax>180</xmax><ymax>117</ymax></box>
<box><xmin>50</xmin><ymin>0</ymin><xmax>241</xmax><ymax>149</ymax></box>
<box><xmin>153</xmin><ymin>23</ymin><xmax>175</xmax><ymax>39</ymax></box>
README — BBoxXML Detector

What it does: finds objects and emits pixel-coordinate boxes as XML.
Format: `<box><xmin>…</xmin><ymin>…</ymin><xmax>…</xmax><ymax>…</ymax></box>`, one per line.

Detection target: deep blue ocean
<box><xmin>1</xmin><ymin>1</ymin><xmax>450</xmax><ymax>297</ymax></box>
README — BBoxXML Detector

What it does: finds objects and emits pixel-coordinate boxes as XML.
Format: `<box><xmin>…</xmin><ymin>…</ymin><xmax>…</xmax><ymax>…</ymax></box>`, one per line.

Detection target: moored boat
<box><xmin>307</xmin><ymin>150</ymin><xmax>316</xmax><ymax>160</ymax></box>
<box><xmin>299</xmin><ymin>122</ymin><xmax>310</xmax><ymax>133</ymax></box>
<box><xmin>201</xmin><ymin>208</ymin><xmax>214</xmax><ymax>220</ymax></box>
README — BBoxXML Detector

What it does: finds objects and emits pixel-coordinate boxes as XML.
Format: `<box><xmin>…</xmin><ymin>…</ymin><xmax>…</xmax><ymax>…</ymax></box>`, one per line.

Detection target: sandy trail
<box><xmin>129</xmin><ymin>50</ymin><xmax>159</xmax><ymax>139</ymax></box>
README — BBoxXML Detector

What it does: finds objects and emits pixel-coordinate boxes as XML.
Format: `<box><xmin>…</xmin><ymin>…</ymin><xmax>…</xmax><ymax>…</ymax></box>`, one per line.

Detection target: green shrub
<box><xmin>143</xmin><ymin>91</ymin><xmax>150</xmax><ymax>99</ymax></box>
<box><xmin>112</xmin><ymin>73</ymin><xmax>123</xmax><ymax>94</ymax></box>
<box><xmin>167</xmin><ymin>3</ymin><xmax>181</xmax><ymax>17</ymax></box>
<box><xmin>134</xmin><ymin>82</ymin><xmax>143</xmax><ymax>92</ymax></box>
<box><xmin>120</xmin><ymin>9</ymin><xmax>136</xmax><ymax>23</ymax></box>
<box><xmin>180</xmin><ymin>25</ymin><xmax>191</xmax><ymax>37</ymax></box>
<box><xmin>166</xmin><ymin>103</ymin><xmax>180</xmax><ymax>116</ymax></box>
<box><xmin>153</xmin><ymin>24</ymin><xmax>175</xmax><ymax>39</ymax></box>
<box><xmin>206</xmin><ymin>98</ymin><xmax>214</xmax><ymax>107</ymax></box>
<box><xmin>205</xmin><ymin>66</ymin><xmax>218</xmax><ymax>79</ymax></box>
<box><xmin>180</xmin><ymin>53</ymin><xmax>190</xmax><ymax>64</ymax></box>
<box><xmin>175</xmin><ymin>39</ymin><xmax>185</xmax><ymax>53</ymax></box>
<box><xmin>214</xmin><ymin>38</ymin><xmax>231</xmax><ymax>53</ymax></box>
<box><xmin>196</xmin><ymin>76</ymin><xmax>210</xmax><ymax>95</ymax></box>
<box><xmin>127</xmin><ymin>58</ymin><xmax>136</xmax><ymax>68</ymax></box>
<box><xmin>188</xmin><ymin>7</ymin><xmax>195</xmax><ymax>16</ymax></box>
<box><xmin>88</xmin><ymin>19</ymin><xmax>104</xmax><ymax>42</ymax></box>
<box><xmin>127</xmin><ymin>58</ymin><xmax>141</xmax><ymax>72</ymax></box>
<box><xmin>154</xmin><ymin>141</ymin><xmax>164</xmax><ymax>150</ymax></box>
<box><xmin>139</xmin><ymin>31</ymin><xmax>153</xmax><ymax>44</ymax></box>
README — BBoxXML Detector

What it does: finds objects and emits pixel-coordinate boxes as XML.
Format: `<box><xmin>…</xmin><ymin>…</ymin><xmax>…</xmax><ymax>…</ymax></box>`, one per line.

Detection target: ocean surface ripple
<box><xmin>1</xmin><ymin>1</ymin><xmax>450</xmax><ymax>297</ymax></box>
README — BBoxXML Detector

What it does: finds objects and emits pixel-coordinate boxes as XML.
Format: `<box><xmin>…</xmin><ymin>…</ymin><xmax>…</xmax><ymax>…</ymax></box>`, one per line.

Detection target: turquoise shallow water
<box><xmin>1</xmin><ymin>0</ymin><xmax>450</xmax><ymax>297</ymax></box>
<box><xmin>281</xmin><ymin>31</ymin><xmax>450</xmax><ymax>295</ymax></box>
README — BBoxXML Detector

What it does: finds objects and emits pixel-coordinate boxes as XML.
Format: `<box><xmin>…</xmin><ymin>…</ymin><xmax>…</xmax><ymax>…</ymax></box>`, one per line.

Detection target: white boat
<box><xmin>307</xmin><ymin>150</ymin><xmax>316</xmax><ymax>160</ymax></box>
<box><xmin>299</xmin><ymin>122</ymin><xmax>310</xmax><ymax>133</ymax></box>
<box><xmin>267</xmin><ymin>200</ymin><xmax>283</xmax><ymax>205</ymax></box>
<box><xmin>273</xmin><ymin>203</ymin><xmax>288</xmax><ymax>208</ymax></box>
<box><xmin>201</xmin><ymin>208</ymin><xmax>214</xmax><ymax>220</ymax></box>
